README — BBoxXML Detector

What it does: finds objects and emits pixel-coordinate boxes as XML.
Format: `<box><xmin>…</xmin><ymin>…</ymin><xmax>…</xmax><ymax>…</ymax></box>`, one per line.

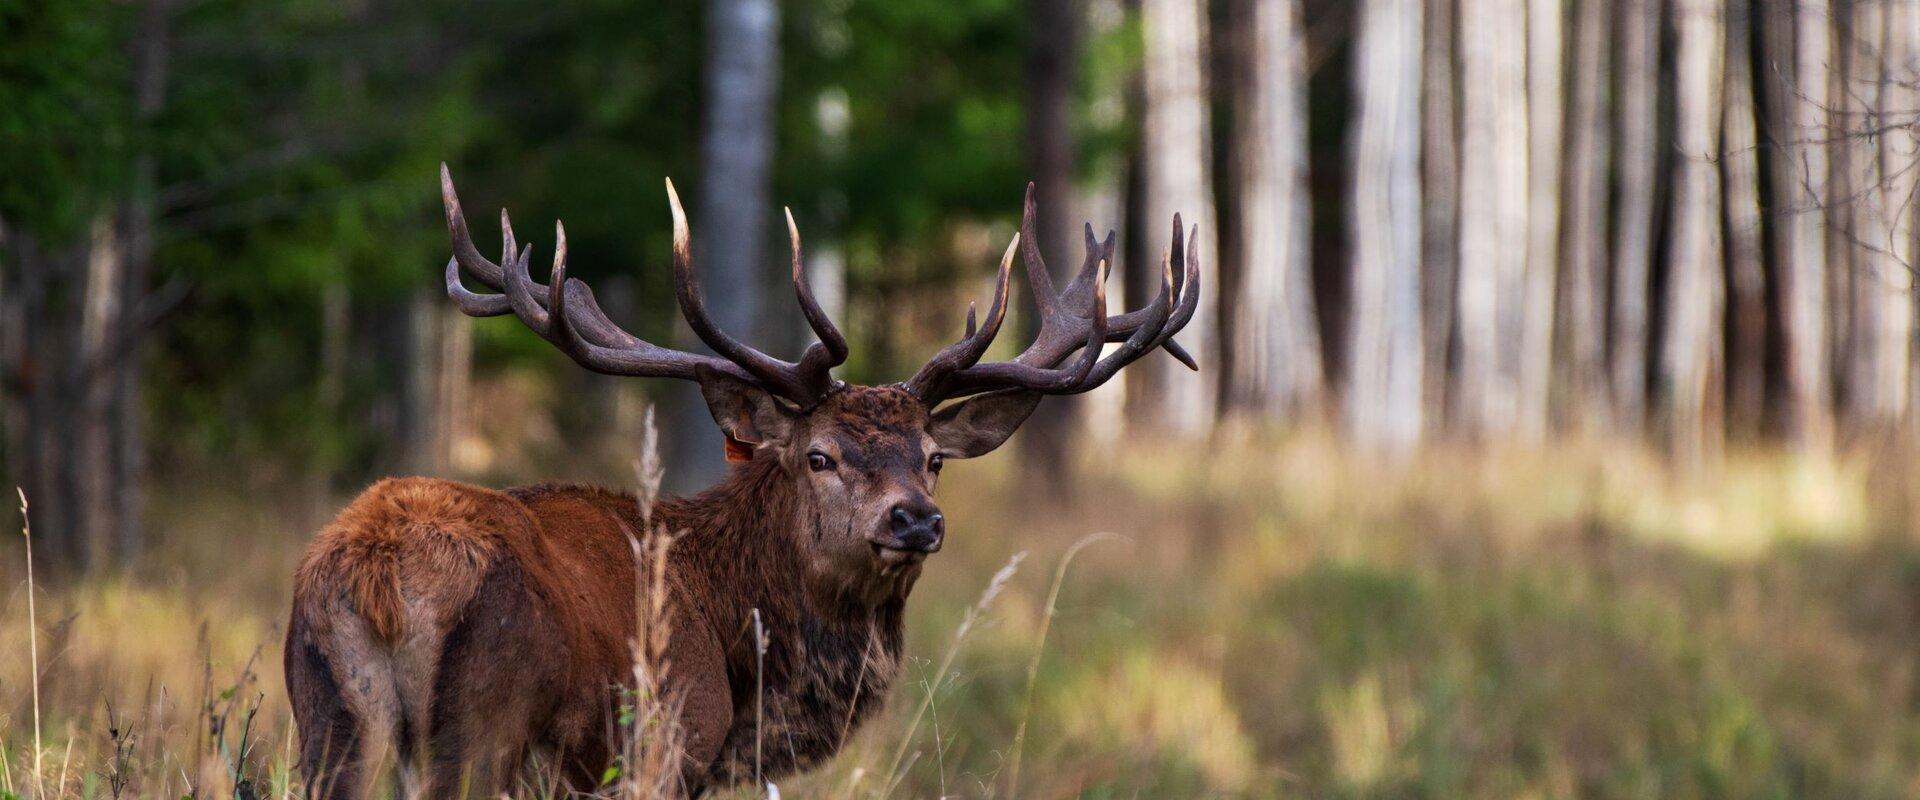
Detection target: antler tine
<box><xmin>907</xmin><ymin>184</ymin><xmax>1203</xmax><ymax>404</ymax></box>
<box><xmin>788</xmin><ymin>207</ymin><xmax>849</xmax><ymax>363</ymax></box>
<box><xmin>442</xmin><ymin>163</ymin><xmax>510</xmax><ymax>291</ymax></box>
<box><xmin>1018</xmin><ymin>183</ymin><xmax>1057</xmax><ymax>308</ymax></box>
<box><xmin>438</xmin><ymin>166</ymin><xmax>771</xmax><ymax>390</ymax></box>
<box><xmin>1058</xmin><ymin>248</ymin><xmax>1178</xmax><ymax>393</ymax></box>
<box><xmin>901</xmin><ymin>233</ymin><xmax>1018</xmax><ymax>398</ymax></box>
<box><xmin>500</xmin><ymin>228</ymin><xmax>551</xmax><ymax>337</ymax></box>
<box><xmin>934</xmin><ymin>260</ymin><xmax>1107</xmax><ymax>398</ymax></box>
<box><xmin>445</xmin><ymin>258</ymin><xmax>511</xmax><ymax>316</ymax></box>
<box><xmin>1148</xmin><ymin>222</ymin><xmax>1203</xmax><ymax>370</ymax></box>
<box><xmin>787</xmin><ymin>207</ymin><xmax>849</xmax><ymax>393</ymax></box>
<box><xmin>666</xmin><ymin>179</ymin><xmax>844</xmax><ymax>402</ymax></box>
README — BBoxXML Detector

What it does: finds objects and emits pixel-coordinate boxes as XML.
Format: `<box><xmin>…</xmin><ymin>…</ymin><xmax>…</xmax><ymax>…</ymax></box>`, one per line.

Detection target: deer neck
<box><xmin>658</xmin><ymin>457</ymin><xmax>915</xmax><ymax>627</ymax></box>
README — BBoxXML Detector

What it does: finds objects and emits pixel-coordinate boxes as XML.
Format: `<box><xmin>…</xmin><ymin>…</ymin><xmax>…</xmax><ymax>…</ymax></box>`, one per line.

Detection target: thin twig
<box><xmin>18</xmin><ymin>488</ymin><xmax>42</xmax><ymax>796</ymax></box>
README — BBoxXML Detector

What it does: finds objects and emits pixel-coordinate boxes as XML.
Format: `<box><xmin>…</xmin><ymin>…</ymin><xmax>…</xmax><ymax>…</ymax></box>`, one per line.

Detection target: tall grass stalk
<box><xmin>1003</xmin><ymin>532</ymin><xmax>1116</xmax><ymax>796</ymax></box>
<box><xmin>879</xmin><ymin>551</ymin><xmax>1025</xmax><ymax>794</ymax></box>
<box><xmin>612</xmin><ymin>405</ymin><xmax>690</xmax><ymax>798</ymax></box>
<box><xmin>17</xmin><ymin>488</ymin><xmax>42</xmax><ymax>796</ymax></box>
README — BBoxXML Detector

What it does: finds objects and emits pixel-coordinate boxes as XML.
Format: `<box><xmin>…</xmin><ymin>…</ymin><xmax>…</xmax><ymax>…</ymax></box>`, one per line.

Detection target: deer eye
<box><xmin>807</xmin><ymin>451</ymin><xmax>835</xmax><ymax>472</ymax></box>
<box><xmin>928</xmin><ymin>453</ymin><xmax>944</xmax><ymax>474</ymax></box>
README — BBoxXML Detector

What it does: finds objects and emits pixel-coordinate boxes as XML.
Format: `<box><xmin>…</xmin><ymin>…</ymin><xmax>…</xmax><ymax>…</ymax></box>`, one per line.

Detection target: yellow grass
<box><xmin>8</xmin><ymin>432</ymin><xmax>1920</xmax><ymax>798</ymax></box>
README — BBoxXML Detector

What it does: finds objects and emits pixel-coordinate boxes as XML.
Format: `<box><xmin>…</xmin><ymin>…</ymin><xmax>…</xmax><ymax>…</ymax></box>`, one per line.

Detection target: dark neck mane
<box><xmin>646</xmin><ymin>457</ymin><xmax>908</xmax><ymax>783</ymax></box>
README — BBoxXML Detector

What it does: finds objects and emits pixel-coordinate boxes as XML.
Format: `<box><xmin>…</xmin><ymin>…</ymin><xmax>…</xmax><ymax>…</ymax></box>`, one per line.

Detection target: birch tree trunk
<box><xmin>1141</xmin><ymin>0</ymin><xmax>1219</xmax><ymax>434</ymax></box>
<box><xmin>667</xmin><ymin>0</ymin><xmax>779</xmax><ymax>491</ymax></box>
<box><xmin>1841</xmin><ymin>0</ymin><xmax>1904</xmax><ymax>429</ymax></box>
<box><xmin>1346</xmin><ymin>0</ymin><xmax>1424</xmax><ymax>451</ymax></box>
<box><xmin>1421</xmin><ymin>0</ymin><xmax>1461</xmax><ymax>428</ymax></box>
<box><xmin>1562</xmin><ymin>0</ymin><xmax>1611</xmax><ymax>433</ymax></box>
<box><xmin>1662</xmin><ymin>0</ymin><xmax>1726</xmax><ymax>464</ymax></box>
<box><xmin>1611</xmin><ymin>0</ymin><xmax>1662</xmax><ymax>434</ymax></box>
<box><xmin>77</xmin><ymin>212</ymin><xmax>125</xmax><ymax>560</ymax></box>
<box><xmin>1518</xmin><ymin>0</ymin><xmax>1564</xmax><ymax>440</ymax></box>
<box><xmin>1229</xmin><ymin>0</ymin><xmax>1322</xmax><ymax>419</ymax></box>
<box><xmin>1722</xmin><ymin>0</ymin><xmax>1767</xmax><ymax>440</ymax></box>
<box><xmin>1776</xmin><ymin>0</ymin><xmax>1833</xmax><ymax>450</ymax></box>
<box><xmin>1454</xmin><ymin>0</ymin><xmax>1529</xmax><ymax>437</ymax></box>
<box><xmin>1880</xmin><ymin>0</ymin><xmax>1919</xmax><ymax>429</ymax></box>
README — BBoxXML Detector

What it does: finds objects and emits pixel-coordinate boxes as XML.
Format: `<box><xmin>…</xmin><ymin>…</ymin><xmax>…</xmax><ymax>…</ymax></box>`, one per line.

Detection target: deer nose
<box><xmin>888</xmin><ymin>503</ymin><xmax>944</xmax><ymax>552</ymax></box>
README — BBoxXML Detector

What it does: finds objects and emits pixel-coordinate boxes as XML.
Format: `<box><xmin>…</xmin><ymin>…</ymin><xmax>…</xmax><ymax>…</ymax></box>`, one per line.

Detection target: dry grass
<box><xmin>9</xmin><ymin>432</ymin><xmax>1920</xmax><ymax>798</ymax></box>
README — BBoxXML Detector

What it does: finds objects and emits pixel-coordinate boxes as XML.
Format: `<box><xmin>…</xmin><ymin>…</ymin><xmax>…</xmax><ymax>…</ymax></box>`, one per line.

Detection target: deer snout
<box><xmin>883</xmin><ymin>501</ymin><xmax>944</xmax><ymax>553</ymax></box>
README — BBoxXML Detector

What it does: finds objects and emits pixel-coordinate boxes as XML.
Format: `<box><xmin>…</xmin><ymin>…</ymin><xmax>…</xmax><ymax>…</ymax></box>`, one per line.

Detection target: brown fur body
<box><xmin>286</xmin><ymin>388</ymin><xmax>944</xmax><ymax>798</ymax></box>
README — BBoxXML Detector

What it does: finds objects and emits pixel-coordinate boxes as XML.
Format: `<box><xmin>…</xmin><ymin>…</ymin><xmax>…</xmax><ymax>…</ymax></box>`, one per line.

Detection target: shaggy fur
<box><xmin>284</xmin><ymin>385</ymin><xmax>1010</xmax><ymax>798</ymax></box>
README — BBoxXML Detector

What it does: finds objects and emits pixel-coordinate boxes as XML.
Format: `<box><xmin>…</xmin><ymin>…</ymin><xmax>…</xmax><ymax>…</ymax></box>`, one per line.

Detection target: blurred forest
<box><xmin>8</xmin><ymin>0</ymin><xmax>1920</xmax><ymax>567</ymax></box>
<box><xmin>17</xmin><ymin>1</ymin><xmax>1920</xmax><ymax>798</ymax></box>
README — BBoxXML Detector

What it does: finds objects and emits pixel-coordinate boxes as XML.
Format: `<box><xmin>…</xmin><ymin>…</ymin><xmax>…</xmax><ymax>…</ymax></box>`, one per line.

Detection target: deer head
<box><xmin>439</xmin><ymin>165</ymin><xmax>1198</xmax><ymax>584</ymax></box>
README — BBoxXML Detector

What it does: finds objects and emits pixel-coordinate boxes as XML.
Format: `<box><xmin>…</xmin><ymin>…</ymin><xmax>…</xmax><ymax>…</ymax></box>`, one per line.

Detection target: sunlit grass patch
<box><xmin>10</xmin><ymin>432</ymin><xmax>1920</xmax><ymax>797</ymax></box>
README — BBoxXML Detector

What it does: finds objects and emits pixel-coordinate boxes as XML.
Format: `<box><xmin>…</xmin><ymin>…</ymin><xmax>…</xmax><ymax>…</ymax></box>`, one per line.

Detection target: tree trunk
<box><xmin>77</xmin><ymin>213</ymin><xmax>125</xmax><ymax>561</ymax></box>
<box><xmin>1453</xmin><ymin>0</ymin><xmax>1529</xmax><ymax>437</ymax></box>
<box><xmin>1610</xmin><ymin>0</ymin><xmax>1663</xmax><ymax>435</ymax></box>
<box><xmin>1562</xmin><ymin>0</ymin><xmax>1611</xmax><ymax>434</ymax></box>
<box><xmin>1139</xmin><ymin>0</ymin><xmax>1219</xmax><ymax>434</ymax></box>
<box><xmin>1889</xmin><ymin>0</ymin><xmax>1920</xmax><ymax>429</ymax></box>
<box><xmin>1345</xmin><ymin>0</ymin><xmax>1424</xmax><ymax>451</ymax></box>
<box><xmin>113</xmin><ymin>0</ymin><xmax>172</xmax><ymax>563</ymax></box>
<box><xmin>1421</xmin><ymin>0</ymin><xmax>1460</xmax><ymax>431</ymax></box>
<box><xmin>1721</xmin><ymin>0</ymin><xmax>1767</xmax><ymax>441</ymax></box>
<box><xmin>1662</xmin><ymin>0</ymin><xmax>1726</xmax><ymax>465</ymax></box>
<box><xmin>1825</xmin><ymin>1</ymin><xmax>1854</xmax><ymax>418</ymax></box>
<box><xmin>1840</xmin><ymin>0</ymin><xmax>1904</xmax><ymax>430</ymax></box>
<box><xmin>1771</xmin><ymin>0</ymin><xmax>1833</xmax><ymax>450</ymax></box>
<box><xmin>1228</xmin><ymin>0</ymin><xmax>1323</xmax><ymax>420</ymax></box>
<box><xmin>1518</xmin><ymin>0</ymin><xmax>1564</xmax><ymax>440</ymax></box>
<box><xmin>0</xmin><ymin>0</ymin><xmax>172</xmax><ymax>571</ymax></box>
<box><xmin>401</xmin><ymin>287</ymin><xmax>442</xmax><ymax>474</ymax></box>
<box><xmin>4</xmin><ymin>229</ymin><xmax>90</xmax><ymax>569</ymax></box>
<box><xmin>1880</xmin><ymin>0</ymin><xmax>1919</xmax><ymax>430</ymax></box>
<box><xmin>667</xmin><ymin>0</ymin><xmax>780</xmax><ymax>492</ymax></box>
<box><xmin>1019</xmin><ymin>0</ymin><xmax>1082</xmax><ymax>495</ymax></box>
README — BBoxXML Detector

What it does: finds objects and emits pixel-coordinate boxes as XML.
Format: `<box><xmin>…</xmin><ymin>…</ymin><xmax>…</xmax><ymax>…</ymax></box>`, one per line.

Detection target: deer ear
<box><xmin>928</xmin><ymin>390</ymin><xmax>1043</xmax><ymax>458</ymax></box>
<box><xmin>695</xmin><ymin>365</ymin><xmax>796</xmax><ymax>451</ymax></box>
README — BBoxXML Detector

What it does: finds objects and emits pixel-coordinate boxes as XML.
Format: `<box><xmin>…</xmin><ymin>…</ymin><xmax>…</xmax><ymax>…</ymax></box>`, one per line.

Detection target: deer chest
<box><xmin>708</xmin><ymin>616</ymin><xmax>903</xmax><ymax>784</ymax></box>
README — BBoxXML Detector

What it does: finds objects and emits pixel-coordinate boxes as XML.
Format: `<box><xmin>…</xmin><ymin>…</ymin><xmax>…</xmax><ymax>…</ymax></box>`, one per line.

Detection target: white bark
<box><xmin>1881</xmin><ymin>0</ymin><xmax>1918</xmax><ymax>427</ymax></box>
<box><xmin>1518</xmin><ymin>0</ymin><xmax>1564</xmax><ymax>440</ymax></box>
<box><xmin>1454</xmin><ymin>0</ymin><xmax>1529</xmax><ymax>436</ymax></box>
<box><xmin>1842</xmin><ymin>0</ymin><xmax>1904</xmax><ymax>426</ymax></box>
<box><xmin>1141</xmin><ymin>0</ymin><xmax>1219</xmax><ymax>433</ymax></box>
<box><xmin>1346</xmin><ymin>0</ymin><xmax>1425</xmax><ymax>451</ymax></box>
<box><xmin>668</xmin><ymin>0</ymin><xmax>781</xmax><ymax>491</ymax></box>
<box><xmin>1230</xmin><ymin>0</ymin><xmax>1322</xmax><ymax>419</ymax></box>
<box><xmin>1661</xmin><ymin>0</ymin><xmax>1725</xmax><ymax>464</ymax></box>
<box><xmin>1781</xmin><ymin>0</ymin><xmax>1832</xmax><ymax>449</ymax></box>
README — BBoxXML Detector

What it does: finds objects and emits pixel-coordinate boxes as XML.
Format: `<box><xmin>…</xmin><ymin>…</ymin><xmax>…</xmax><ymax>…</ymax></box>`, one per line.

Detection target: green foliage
<box><xmin>0</xmin><ymin>0</ymin><xmax>131</xmax><ymax>240</ymax></box>
<box><xmin>1</xmin><ymin>0</ymin><xmax>1144</xmax><ymax>483</ymax></box>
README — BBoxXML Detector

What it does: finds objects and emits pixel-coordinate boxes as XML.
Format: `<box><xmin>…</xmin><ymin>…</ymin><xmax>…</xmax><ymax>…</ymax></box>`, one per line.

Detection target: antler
<box><xmin>440</xmin><ymin>164</ymin><xmax>847</xmax><ymax>406</ymax></box>
<box><xmin>903</xmin><ymin>183</ymin><xmax>1201</xmax><ymax>404</ymax></box>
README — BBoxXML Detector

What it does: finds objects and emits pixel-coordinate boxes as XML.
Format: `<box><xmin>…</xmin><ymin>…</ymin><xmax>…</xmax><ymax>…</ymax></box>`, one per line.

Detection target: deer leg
<box><xmin>287</xmin><ymin>610</ymin><xmax>368</xmax><ymax>800</ymax></box>
<box><xmin>422</xmin><ymin>557</ymin><xmax>563</xmax><ymax>798</ymax></box>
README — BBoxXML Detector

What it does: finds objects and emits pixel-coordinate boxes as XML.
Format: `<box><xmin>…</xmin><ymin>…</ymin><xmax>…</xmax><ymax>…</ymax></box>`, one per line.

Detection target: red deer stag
<box><xmin>285</xmin><ymin>165</ymin><xmax>1200</xmax><ymax>798</ymax></box>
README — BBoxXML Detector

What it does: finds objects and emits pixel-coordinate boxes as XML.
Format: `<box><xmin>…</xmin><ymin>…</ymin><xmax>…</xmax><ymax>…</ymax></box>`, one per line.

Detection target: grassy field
<box><xmin>6</xmin><ymin>433</ymin><xmax>1920</xmax><ymax>798</ymax></box>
